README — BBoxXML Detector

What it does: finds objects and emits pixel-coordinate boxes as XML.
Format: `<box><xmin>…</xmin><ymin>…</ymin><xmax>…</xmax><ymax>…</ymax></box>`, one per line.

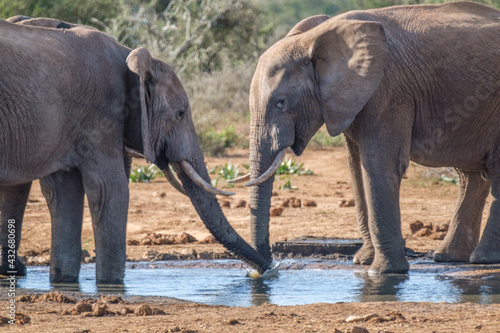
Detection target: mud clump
<box><xmin>338</xmin><ymin>199</ymin><xmax>355</xmax><ymax>207</ymax></box>
<box><xmin>121</xmin><ymin>307</ymin><xmax>134</xmax><ymax>316</ymax></box>
<box><xmin>135</xmin><ymin>232</ymin><xmax>198</xmax><ymax>246</ymax></box>
<box><xmin>221</xmin><ymin>200</ymin><xmax>231</xmax><ymax>208</ymax></box>
<box><xmin>235</xmin><ymin>199</ymin><xmax>247</xmax><ymax>208</ymax></box>
<box><xmin>303</xmin><ymin>199</ymin><xmax>317</xmax><ymax>207</ymax></box>
<box><xmin>92</xmin><ymin>302</ymin><xmax>107</xmax><ymax>317</ymax></box>
<box><xmin>270</xmin><ymin>207</ymin><xmax>284</xmax><ymax>217</ymax></box>
<box><xmin>135</xmin><ymin>304</ymin><xmax>153</xmax><ymax>316</ymax></box>
<box><xmin>17</xmin><ymin>292</ymin><xmax>75</xmax><ymax>303</ymax></box>
<box><xmin>75</xmin><ymin>301</ymin><xmax>93</xmax><ymax>313</ymax></box>
<box><xmin>200</xmin><ymin>235</ymin><xmax>218</xmax><ymax>244</ymax></box>
<box><xmin>410</xmin><ymin>220</ymin><xmax>448</xmax><ymax>240</ymax></box>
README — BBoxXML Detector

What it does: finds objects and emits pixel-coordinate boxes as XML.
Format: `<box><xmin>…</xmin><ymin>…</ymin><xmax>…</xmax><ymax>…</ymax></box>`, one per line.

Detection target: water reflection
<box><xmin>354</xmin><ymin>272</ymin><xmax>409</xmax><ymax>302</ymax></box>
<box><xmin>4</xmin><ymin>260</ymin><xmax>500</xmax><ymax>306</ymax></box>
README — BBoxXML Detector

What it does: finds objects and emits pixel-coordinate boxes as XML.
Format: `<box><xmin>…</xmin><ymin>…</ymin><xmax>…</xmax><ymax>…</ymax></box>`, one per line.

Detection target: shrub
<box><xmin>129</xmin><ymin>164</ymin><xmax>163</xmax><ymax>183</ymax></box>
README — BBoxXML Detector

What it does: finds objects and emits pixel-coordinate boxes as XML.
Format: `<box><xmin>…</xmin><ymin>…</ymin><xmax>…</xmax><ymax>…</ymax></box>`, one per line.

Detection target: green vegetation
<box><xmin>209</xmin><ymin>163</ymin><xmax>249</xmax><ymax>188</ymax></box>
<box><xmin>129</xmin><ymin>164</ymin><xmax>164</xmax><ymax>183</ymax></box>
<box><xmin>276</xmin><ymin>158</ymin><xmax>314</xmax><ymax>176</ymax></box>
<box><xmin>3</xmin><ymin>0</ymin><xmax>497</xmax><ymax>158</ymax></box>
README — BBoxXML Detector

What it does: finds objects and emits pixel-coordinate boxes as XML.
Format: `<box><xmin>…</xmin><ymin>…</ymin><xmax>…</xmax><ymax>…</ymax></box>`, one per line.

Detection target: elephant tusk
<box><xmin>162</xmin><ymin>165</ymin><xmax>188</xmax><ymax>196</ymax></box>
<box><xmin>245</xmin><ymin>149</ymin><xmax>287</xmax><ymax>187</ymax></box>
<box><xmin>124</xmin><ymin>146</ymin><xmax>146</xmax><ymax>159</ymax></box>
<box><xmin>227</xmin><ymin>173</ymin><xmax>251</xmax><ymax>184</ymax></box>
<box><xmin>179</xmin><ymin>160</ymin><xmax>236</xmax><ymax>196</ymax></box>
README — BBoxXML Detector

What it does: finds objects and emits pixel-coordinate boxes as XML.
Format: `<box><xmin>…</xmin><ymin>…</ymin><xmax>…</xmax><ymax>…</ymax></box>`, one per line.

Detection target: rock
<box><xmin>153</xmin><ymin>191</ymin><xmax>166</xmax><ymax>198</ymax></box>
<box><xmin>127</xmin><ymin>239</ymin><xmax>140</xmax><ymax>246</ymax></box>
<box><xmin>159</xmin><ymin>253</ymin><xmax>178</xmax><ymax>260</ymax></box>
<box><xmin>227</xmin><ymin>319</ymin><xmax>241</xmax><ymax>325</ymax></box>
<box><xmin>175</xmin><ymin>232</ymin><xmax>197</xmax><ymax>244</ymax></box>
<box><xmin>346</xmin><ymin>313</ymin><xmax>380</xmax><ymax>323</ymax></box>
<box><xmin>201</xmin><ymin>235</ymin><xmax>218</xmax><ymax>244</ymax></box>
<box><xmin>235</xmin><ymin>199</ymin><xmax>247</xmax><ymax>208</ymax></box>
<box><xmin>197</xmin><ymin>251</ymin><xmax>215</xmax><ymax>259</ymax></box>
<box><xmin>338</xmin><ymin>199</ymin><xmax>355</xmax><ymax>207</ymax></box>
<box><xmin>430</xmin><ymin>232</ymin><xmax>446</xmax><ymax>240</ymax></box>
<box><xmin>303</xmin><ymin>199</ymin><xmax>317</xmax><ymax>207</ymax></box>
<box><xmin>410</xmin><ymin>220</ymin><xmax>424</xmax><ymax>234</ymax></box>
<box><xmin>272</xmin><ymin>191</ymin><xmax>279</xmax><ymax>196</ymax></box>
<box><xmin>92</xmin><ymin>302</ymin><xmax>107</xmax><ymax>316</ymax></box>
<box><xmin>221</xmin><ymin>200</ymin><xmax>231</xmax><ymax>208</ymax></box>
<box><xmin>84</xmin><ymin>256</ymin><xmax>95</xmax><ymax>263</ymax></box>
<box><xmin>135</xmin><ymin>304</ymin><xmax>153</xmax><ymax>316</ymax></box>
<box><xmin>81</xmin><ymin>249</ymin><xmax>91</xmax><ymax>263</ymax></box>
<box><xmin>16</xmin><ymin>295</ymin><xmax>31</xmax><ymax>302</ymax></box>
<box><xmin>75</xmin><ymin>301</ymin><xmax>92</xmax><ymax>313</ymax></box>
<box><xmin>41</xmin><ymin>292</ymin><xmax>75</xmax><ymax>303</ymax></box>
<box><xmin>270</xmin><ymin>207</ymin><xmax>284</xmax><ymax>217</ymax></box>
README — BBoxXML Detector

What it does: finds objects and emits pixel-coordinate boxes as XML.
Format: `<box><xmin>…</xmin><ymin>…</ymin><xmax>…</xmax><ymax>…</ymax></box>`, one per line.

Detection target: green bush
<box><xmin>129</xmin><ymin>164</ymin><xmax>163</xmax><ymax>183</ymax></box>
<box><xmin>276</xmin><ymin>158</ymin><xmax>314</xmax><ymax>176</ymax></box>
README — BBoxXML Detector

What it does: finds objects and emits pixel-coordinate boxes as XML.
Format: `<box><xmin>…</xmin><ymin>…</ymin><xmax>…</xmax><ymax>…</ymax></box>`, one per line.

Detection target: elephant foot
<box><xmin>470</xmin><ymin>242</ymin><xmax>500</xmax><ymax>264</ymax></box>
<box><xmin>368</xmin><ymin>252</ymin><xmax>409</xmax><ymax>274</ymax></box>
<box><xmin>353</xmin><ymin>242</ymin><xmax>374</xmax><ymax>265</ymax></box>
<box><xmin>0</xmin><ymin>253</ymin><xmax>27</xmax><ymax>277</ymax></box>
<box><xmin>433</xmin><ymin>243</ymin><xmax>472</xmax><ymax>262</ymax></box>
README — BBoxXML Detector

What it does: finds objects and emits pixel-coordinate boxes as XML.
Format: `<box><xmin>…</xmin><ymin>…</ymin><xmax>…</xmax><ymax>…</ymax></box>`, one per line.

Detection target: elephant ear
<box><xmin>126</xmin><ymin>47</ymin><xmax>156</xmax><ymax>164</ymax></box>
<box><xmin>305</xmin><ymin>19</ymin><xmax>388</xmax><ymax>136</ymax></box>
<box><xmin>286</xmin><ymin>14</ymin><xmax>331</xmax><ymax>37</ymax></box>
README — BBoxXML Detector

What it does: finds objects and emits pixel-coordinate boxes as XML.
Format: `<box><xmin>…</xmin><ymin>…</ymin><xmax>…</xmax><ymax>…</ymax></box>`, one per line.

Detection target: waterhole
<box><xmin>6</xmin><ymin>259</ymin><xmax>500</xmax><ymax>307</ymax></box>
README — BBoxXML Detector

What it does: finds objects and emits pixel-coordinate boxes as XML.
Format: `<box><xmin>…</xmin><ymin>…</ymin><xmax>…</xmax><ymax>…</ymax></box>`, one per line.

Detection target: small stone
<box><xmin>272</xmin><ymin>191</ymin><xmax>279</xmax><ymax>196</ymax></box>
<box><xmin>410</xmin><ymin>220</ymin><xmax>425</xmax><ymax>234</ymax></box>
<box><xmin>348</xmin><ymin>327</ymin><xmax>369</xmax><ymax>333</ymax></box>
<box><xmin>303</xmin><ymin>199</ymin><xmax>317</xmax><ymax>207</ymax></box>
<box><xmin>75</xmin><ymin>301</ymin><xmax>92</xmax><ymax>313</ymax></box>
<box><xmin>430</xmin><ymin>232</ymin><xmax>446</xmax><ymax>240</ymax></box>
<box><xmin>270</xmin><ymin>207</ymin><xmax>284</xmax><ymax>217</ymax></box>
<box><xmin>92</xmin><ymin>302</ymin><xmax>107</xmax><ymax>316</ymax></box>
<box><xmin>221</xmin><ymin>200</ymin><xmax>231</xmax><ymax>208</ymax></box>
<box><xmin>235</xmin><ymin>199</ymin><xmax>247</xmax><ymax>208</ymax></box>
<box><xmin>280</xmin><ymin>199</ymin><xmax>291</xmax><ymax>208</ymax></box>
<box><xmin>153</xmin><ymin>191</ymin><xmax>166</xmax><ymax>198</ymax></box>
<box><xmin>135</xmin><ymin>304</ymin><xmax>153</xmax><ymax>316</ymax></box>
<box><xmin>475</xmin><ymin>324</ymin><xmax>483</xmax><ymax>330</ymax></box>
<box><xmin>127</xmin><ymin>239</ymin><xmax>140</xmax><ymax>246</ymax></box>
<box><xmin>338</xmin><ymin>199</ymin><xmax>355</xmax><ymax>207</ymax></box>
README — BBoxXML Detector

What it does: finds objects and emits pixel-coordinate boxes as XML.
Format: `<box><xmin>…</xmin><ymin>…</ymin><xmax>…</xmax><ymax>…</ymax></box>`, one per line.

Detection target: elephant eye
<box><xmin>175</xmin><ymin>109</ymin><xmax>185</xmax><ymax>121</ymax></box>
<box><xmin>275</xmin><ymin>99</ymin><xmax>286</xmax><ymax>110</ymax></box>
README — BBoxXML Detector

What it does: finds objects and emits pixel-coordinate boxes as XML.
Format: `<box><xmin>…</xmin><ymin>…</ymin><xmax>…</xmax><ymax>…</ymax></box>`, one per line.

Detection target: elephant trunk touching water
<box><xmin>0</xmin><ymin>17</ymin><xmax>270</xmax><ymax>283</ymax></box>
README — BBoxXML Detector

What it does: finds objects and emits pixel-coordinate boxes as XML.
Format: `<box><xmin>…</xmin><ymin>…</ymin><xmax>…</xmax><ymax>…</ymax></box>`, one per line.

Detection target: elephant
<box><xmin>236</xmin><ymin>1</ymin><xmax>500</xmax><ymax>274</ymax></box>
<box><xmin>0</xmin><ymin>17</ymin><xmax>270</xmax><ymax>284</ymax></box>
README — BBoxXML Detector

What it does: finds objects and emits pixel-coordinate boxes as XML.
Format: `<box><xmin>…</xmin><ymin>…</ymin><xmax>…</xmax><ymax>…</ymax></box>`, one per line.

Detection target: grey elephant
<box><xmin>235</xmin><ymin>1</ymin><xmax>500</xmax><ymax>274</ymax></box>
<box><xmin>0</xmin><ymin>17</ymin><xmax>270</xmax><ymax>283</ymax></box>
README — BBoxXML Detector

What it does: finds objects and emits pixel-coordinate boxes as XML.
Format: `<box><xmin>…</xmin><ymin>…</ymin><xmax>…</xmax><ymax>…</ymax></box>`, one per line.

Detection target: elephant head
<box><xmin>244</xmin><ymin>15</ymin><xmax>388</xmax><ymax>262</ymax></box>
<box><xmin>124</xmin><ymin>48</ymin><xmax>271</xmax><ymax>274</ymax></box>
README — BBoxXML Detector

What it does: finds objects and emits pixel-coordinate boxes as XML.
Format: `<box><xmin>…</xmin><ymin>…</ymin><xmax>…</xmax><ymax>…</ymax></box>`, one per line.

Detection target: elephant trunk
<box><xmin>249</xmin><ymin>143</ymin><xmax>277</xmax><ymax>265</ymax></box>
<box><xmin>172</xmin><ymin>155</ymin><xmax>270</xmax><ymax>273</ymax></box>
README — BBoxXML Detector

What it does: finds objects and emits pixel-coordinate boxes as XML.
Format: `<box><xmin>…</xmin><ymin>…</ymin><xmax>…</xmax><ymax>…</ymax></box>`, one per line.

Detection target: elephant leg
<box><xmin>470</xmin><ymin>178</ymin><xmax>500</xmax><ymax>263</ymax></box>
<box><xmin>361</xmin><ymin>149</ymin><xmax>409</xmax><ymax>274</ymax></box>
<box><xmin>40</xmin><ymin>170</ymin><xmax>85</xmax><ymax>282</ymax></box>
<box><xmin>0</xmin><ymin>183</ymin><xmax>31</xmax><ymax>276</ymax></box>
<box><xmin>434</xmin><ymin>169</ymin><xmax>489</xmax><ymax>262</ymax></box>
<box><xmin>345</xmin><ymin>136</ymin><xmax>373</xmax><ymax>265</ymax></box>
<box><xmin>81</xmin><ymin>161</ymin><xmax>129</xmax><ymax>284</ymax></box>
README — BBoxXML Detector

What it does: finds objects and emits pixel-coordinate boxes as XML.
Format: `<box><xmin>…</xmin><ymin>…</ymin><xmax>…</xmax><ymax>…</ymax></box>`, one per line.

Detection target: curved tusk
<box><xmin>227</xmin><ymin>173</ymin><xmax>250</xmax><ymax>184</ymax></box>
<box><xmin>245</xmin><ymin>149</ymin><xmax>287</xmax><ymax>187</ymax></box>
<box><xmin>162</xmin><ymin>165</ymin><xmax>187</xmax><ymax>196</ymax></box>
<box><xmin>124</xmin><ymin>146</ymin><xmax>146</xmax><ymax>159</ymax></box>
<box><xmin>179</xmin><ymin>160</ymin><xmax>236</xmax><ymax>196</ymax></box>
